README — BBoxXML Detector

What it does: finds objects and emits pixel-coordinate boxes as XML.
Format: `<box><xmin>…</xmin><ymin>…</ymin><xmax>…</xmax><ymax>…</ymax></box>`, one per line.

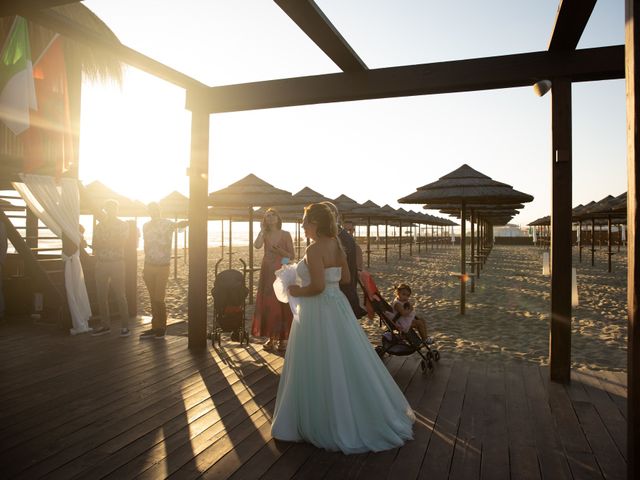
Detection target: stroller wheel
<box><xmin>434</xmin><ymin>351</ymin><xmax>441</xmax><ymax>362</ymax></box>
<box><xmin>420</xmin><ymin>359</ymin><xmax>426</xmax><ymax>372</ymax></box>
<box><xmin>428</xmin><ymin>360</ymin><xmax>434</xmax><ymax>371</ymax></box>
<box><xmin>375</xmin><ymin>345</ymin><xmax>385</xmax><ymax>358</ymax></box>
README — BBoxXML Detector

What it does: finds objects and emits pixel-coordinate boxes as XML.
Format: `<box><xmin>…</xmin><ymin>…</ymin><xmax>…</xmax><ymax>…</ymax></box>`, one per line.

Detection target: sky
<box><xmin>77</xmin><ymin>0</ymin><xmax>626</xmax><ymax>226</ymax></box>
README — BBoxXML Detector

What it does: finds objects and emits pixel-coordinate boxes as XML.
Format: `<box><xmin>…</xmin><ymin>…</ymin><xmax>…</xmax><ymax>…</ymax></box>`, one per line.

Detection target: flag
<box><xmin>21</xmin><ymin>34</ymin><xmax>73</xmax><ymax>176</ymax></box>
<box><xmin>0</xmin><ymin>16</ymin><xmax>37</xmax><ymax>135</ymax></box>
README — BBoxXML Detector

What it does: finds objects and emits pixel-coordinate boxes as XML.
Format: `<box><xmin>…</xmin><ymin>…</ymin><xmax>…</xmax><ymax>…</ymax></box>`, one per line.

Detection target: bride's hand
<box><xmin>288</xmin><ymin>285</ymin><xmax>301</xmax><ymax>297</ymax></box>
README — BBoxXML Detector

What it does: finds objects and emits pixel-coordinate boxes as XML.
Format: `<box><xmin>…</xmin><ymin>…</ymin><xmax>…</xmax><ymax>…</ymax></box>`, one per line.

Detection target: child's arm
<box><xmin>394</xmin><ymin>301</ymin><xmax>413</xmax><ymax>316</ymax></box>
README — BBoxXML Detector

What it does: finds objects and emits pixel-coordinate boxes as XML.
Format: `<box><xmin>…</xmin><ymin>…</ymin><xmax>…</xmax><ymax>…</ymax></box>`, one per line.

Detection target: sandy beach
<box><xmin>136</xmin><ymin>241</ymin><xmax>627</xmax><ymax>372</ymax></box>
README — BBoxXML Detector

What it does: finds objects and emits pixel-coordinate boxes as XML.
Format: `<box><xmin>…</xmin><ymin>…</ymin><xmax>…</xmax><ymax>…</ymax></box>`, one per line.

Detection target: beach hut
<box><xmin>0</xmin><ymin>5</ymin><xmax>123</xmax><ymax>331</ymax></box>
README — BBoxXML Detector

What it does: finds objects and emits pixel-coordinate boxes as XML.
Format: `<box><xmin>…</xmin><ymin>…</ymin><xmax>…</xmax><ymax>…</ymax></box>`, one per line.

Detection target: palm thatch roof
<box><xmin>0</xmin><ymin>5</ymin><xmax>123</xmax><ymax>83</ymax></box>
<box><xmin>0</xmin><ymin>5</ymin><xmax>122</xmax><ymax>166</ymax></box>
<box><xmin>158</xmin><ymin>191</ymin><xmax>188</xmax><ymax>217</ymax></box>
<box><xmin>208</xmin><ymin>174</ymin><xmax>296</xmax><ymax>208</ymax></box>
<box><xmin>81</xmin><ymin>181</ymin><xmax>146</xmax><ymax>216</ymax></box>
<box><xmin>399</xmin><ymin>164</ymin><xmax>534</xmax><ymax>205</ymax></box>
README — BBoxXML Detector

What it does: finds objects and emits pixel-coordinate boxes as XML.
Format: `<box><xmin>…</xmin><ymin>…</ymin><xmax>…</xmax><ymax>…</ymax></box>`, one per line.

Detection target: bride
<box><xmin>271</xmin><ymin>203</ymin><xmax>414</xmax><ymax>454</ymax></box>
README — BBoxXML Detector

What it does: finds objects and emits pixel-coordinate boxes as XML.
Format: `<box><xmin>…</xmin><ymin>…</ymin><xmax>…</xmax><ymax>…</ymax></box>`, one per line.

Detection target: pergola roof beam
<box><xmin>190</xmin><ymin>45</ymin><xmax>623</xmax><ymax>113</ymax></box>
<box><xmin>20</xmin><ymin>7</ymin><xmax>207</xmax><ymax>91</ymax></box>
<box><xmin>548</xmin><ymin>0</ymin><xmax>597</xmax><ymax>51</ymax></box>
<box><xmin>274</xmin><ymin>0</ymin><xmax>367</xmax><ymax>72</ymax></box>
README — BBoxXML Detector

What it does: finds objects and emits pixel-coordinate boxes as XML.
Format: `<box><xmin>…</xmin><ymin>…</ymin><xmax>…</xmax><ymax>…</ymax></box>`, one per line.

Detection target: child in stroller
<box><xmin>391</xmin><ymin>283</ymin><xmax>433</xmax><ymax>346</ymax></box>
<box><xmin>359</xmin><ymin>272</ymin><xmax>440</xmax><ymax>372</ymax></box>
<box><xmin>210</xmin><ymin>259</ymin><xmax>250</xmax><ymax>347</ymax></box>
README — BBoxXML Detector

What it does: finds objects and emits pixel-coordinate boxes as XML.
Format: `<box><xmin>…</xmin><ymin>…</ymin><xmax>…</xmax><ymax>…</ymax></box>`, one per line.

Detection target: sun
<box><xmin>78</xmin><ymin>68</ymin><xmax>192</xmax><ymax>203</ymax></box>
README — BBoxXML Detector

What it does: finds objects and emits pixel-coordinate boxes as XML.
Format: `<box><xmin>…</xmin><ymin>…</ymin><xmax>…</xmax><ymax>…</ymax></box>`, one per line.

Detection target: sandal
<box><xmin>263</xmin><ymin>340</ymin><xmax>275</xmax><ymax>352</ymax></box>
<box><xmin>277</xmin><ymin>341</ymin><xmax>287</xmax><ymax>353</ymax></box>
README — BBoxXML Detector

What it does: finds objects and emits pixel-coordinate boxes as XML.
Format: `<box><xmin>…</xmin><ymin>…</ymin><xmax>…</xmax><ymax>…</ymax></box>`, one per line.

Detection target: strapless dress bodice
<box><xmin>296</xmin><ymin>258</ymin><xmax>342</xmax><ymax>289</ymax></box>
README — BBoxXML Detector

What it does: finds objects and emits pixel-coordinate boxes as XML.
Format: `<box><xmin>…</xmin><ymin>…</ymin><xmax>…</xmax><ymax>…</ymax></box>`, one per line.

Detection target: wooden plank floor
<box><xmin>0</xmin><ymin>320</ymin><xmax>627</xmax><ymax>479</ymax></box>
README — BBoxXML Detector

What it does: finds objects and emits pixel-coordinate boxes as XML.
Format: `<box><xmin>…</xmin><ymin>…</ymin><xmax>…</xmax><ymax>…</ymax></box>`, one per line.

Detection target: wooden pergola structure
<box><xmin>4</xmin><ymin>0</ymin><xmax>638</xmax><ymax>475</ymax></box>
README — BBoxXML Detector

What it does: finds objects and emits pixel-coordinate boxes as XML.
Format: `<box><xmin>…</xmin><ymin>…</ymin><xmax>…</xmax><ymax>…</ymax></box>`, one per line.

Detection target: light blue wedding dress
<box><xmin>271</xmin><ymin>258</ymin><xmax>415</xmax><ymax>454</ymax></box>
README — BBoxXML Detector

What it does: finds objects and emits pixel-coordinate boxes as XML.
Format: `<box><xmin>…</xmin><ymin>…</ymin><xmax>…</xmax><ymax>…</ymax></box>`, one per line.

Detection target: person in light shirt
<box><xmin>139</xmin><ymin>202</ymin><xmax>187</xmax><ymax>339</ymax></box>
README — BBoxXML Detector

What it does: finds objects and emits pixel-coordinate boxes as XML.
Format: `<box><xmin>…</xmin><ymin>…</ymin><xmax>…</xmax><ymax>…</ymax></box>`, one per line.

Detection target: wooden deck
<box><xmin>0</xmin><ymin>320</ymin><xmax>627</xmax><ymax>480</ymax></box>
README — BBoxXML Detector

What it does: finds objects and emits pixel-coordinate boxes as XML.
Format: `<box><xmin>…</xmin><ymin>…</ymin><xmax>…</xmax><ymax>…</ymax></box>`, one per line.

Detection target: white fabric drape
<box><xmin>12</xmin><ymin>174</ymin><xmax>92</xmax><ymax>335</ymax></box>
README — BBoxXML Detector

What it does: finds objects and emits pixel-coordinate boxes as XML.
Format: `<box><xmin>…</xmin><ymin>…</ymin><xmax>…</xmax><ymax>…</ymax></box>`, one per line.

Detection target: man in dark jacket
<box><xmin>322</xmin><ymin>202</ymin><xmax>367</xmax><ymax>319</ymax></box>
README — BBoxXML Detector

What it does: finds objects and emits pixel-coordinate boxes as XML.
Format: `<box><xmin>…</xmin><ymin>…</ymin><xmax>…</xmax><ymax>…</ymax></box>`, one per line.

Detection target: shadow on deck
<box><xmin>0</xmin><ymin>319</ymin><xmax>627</xmax><ymax>479</ymax></box>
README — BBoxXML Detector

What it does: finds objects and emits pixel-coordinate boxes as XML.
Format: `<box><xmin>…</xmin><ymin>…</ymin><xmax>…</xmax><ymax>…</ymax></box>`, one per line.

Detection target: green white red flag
<box><xmin>0</xmin><ymin>16</ymin><xmax>37</xmax><ymax>135</ymax></box>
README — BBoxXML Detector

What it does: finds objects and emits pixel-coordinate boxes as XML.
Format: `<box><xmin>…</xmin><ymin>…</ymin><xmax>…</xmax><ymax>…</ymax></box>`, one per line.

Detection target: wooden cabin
<box><xmin>0</xmin><ymin>5</ymin><xmax>131</xmax><ymax>327</ymax></box>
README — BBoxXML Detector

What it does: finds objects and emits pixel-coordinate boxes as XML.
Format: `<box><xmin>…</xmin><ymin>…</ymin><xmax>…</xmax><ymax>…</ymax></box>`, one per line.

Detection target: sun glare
<box><xmin>78</xmin><ymin>68</ymin><xmax>191</xmax><ymax>203</ymax></box>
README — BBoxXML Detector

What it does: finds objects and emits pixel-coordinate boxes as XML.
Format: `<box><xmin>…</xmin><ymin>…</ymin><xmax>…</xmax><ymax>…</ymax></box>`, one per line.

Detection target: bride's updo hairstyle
<box><xmin>303</xmin><ymin>203</ymin><xmax>337</xmax><ymax>238</ymax></box>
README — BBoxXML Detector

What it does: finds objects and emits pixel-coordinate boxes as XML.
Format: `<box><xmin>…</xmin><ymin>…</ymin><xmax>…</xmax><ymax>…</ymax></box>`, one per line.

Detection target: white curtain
<box><xmin>12</xmin><ymin>174</ymin><xmax>92</xmax><ymax>335</ymax></box>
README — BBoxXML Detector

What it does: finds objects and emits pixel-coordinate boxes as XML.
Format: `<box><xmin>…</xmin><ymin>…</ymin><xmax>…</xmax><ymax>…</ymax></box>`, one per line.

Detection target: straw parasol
<box><xmin>208</xmin><ymin>174</ymin><xmax>299</xmax><ymax>299</ymax></box>
<box><xmin>399</xmin><ymin>164</ymin><xmax>533</xmax><ymax>314</ymax></box>
<box><xmin>156</xmin><ymin>191</ymin><xmax>190</xmax><ymax>279</ymax></box>
<box><xmin>349</xmin><ymin>200</ymin><xmax>384</xmax><ymax>267</ymax></box>
<box><xmin>158</xmin><ymin>191</ymin><xmax>189</xmax><ymax>218</ymax></box>
<box><xmin>81</xmin><ymin>181</ymin><xmax>147</xmax><ymax>217</ymax></box>
<box><xmin>333</xmin><ymin>194</ymin><xmax>363</xmax><ymax>219</ymax></box>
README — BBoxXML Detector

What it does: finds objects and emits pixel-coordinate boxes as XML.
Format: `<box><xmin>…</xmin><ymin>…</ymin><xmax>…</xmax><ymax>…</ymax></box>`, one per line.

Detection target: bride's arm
<box><xmin>288</xmin><ymin>245</ymin><xmax>325</xmax><ymax>297</ymax></box>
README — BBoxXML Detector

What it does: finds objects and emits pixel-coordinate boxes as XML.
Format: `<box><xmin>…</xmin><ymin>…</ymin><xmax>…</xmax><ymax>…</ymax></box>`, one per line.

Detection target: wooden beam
<box><xmin>187</xmin><ymin>107</ymin><xmax>209</xmax><ymax>350</ymax></box>
<box><xmin>274</xmin><ymin>0</ymin><xmax>367</xmax><ymax>72</ymax></box>
<box><xmin>548</xmin><ymin>0</ymin><xmax>597</xmax><ymax>51</ymax></box>
<box><xmin>191</xmin><ymin>46</ymin><xmax>624</xmax><ymax>113</ymax></box>
<box><xmin>20</xmin><ymin>7</ymin><xmax>207</xmax><ymax>91</ymax></box>
<box><xmin>625</xmin><ymin>1</ymin><xmax>640</xmax><ymax>477</ymax></box>
<box><xmin>549</xmin><ymin>77</ymin><xmax>572</xmax><ymax>383</ymax></box>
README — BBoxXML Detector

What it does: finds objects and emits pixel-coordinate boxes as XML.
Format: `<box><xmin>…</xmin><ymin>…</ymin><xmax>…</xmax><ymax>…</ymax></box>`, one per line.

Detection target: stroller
<box><xmin>210</xmin><ymin>258</ymin><xmax>250</xmax><ymax>347</ymax></box>
<box><xmin>359</xmin><ymin>271</ymin><xmax>440</xmax><ymax>373</ymax></box>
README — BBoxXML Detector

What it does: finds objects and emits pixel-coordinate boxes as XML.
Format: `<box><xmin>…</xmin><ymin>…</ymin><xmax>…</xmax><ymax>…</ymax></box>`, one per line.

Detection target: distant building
<box><xmin>494</xmin><ymin>224</ymin><xmax>529</xmax><ymax>237</ymax></box>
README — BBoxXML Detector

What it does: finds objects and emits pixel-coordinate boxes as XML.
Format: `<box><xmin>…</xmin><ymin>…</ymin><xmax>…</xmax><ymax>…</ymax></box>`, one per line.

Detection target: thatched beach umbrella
<box><xmin>256</xmin><ymin>186</ymin><xmax>333</xmax><ymax>258</ymax></box>
<box><xmin>350</xmin><ymin>200</ymin><xmax>384</xmax><ymax>268</ymax></box>
<box><xmin>157</xmin><ymin>191</ymin><xmax>190</xmax><ymax>279</ymax></box>
<box><xmin>579</xmin><ymin>194</ymin><xmax>626</xmax><ymax>272</ymax></box>
<box><xmin>209</xmin><ymin>174</ymin><xmax>298</xmax><ymax>299</ymax></box>
<box><xmin>333</xmin><ymin>194</ymin><xmax>363</xmax><ymax>219</ymax></box>
<box><xmin>399</xmin><ymin>164</ymin><xmax>533</xmax><ymax>314</ymax></box>
<box><xmin>81</xmin><ymin>181</ymin><xmax>147</xmax><ymax>217</ymax></box>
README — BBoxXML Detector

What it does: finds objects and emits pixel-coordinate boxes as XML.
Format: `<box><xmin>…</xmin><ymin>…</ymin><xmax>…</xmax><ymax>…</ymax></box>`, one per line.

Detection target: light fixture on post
<box><xmin>533</xmin><ymin>79</ymin><xmax>552</xmax><ymax>97</ymax></box>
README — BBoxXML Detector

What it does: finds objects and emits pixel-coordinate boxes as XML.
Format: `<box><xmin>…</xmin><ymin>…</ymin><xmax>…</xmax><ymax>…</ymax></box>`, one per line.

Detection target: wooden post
<box><xmin>608</xmin><ymin>215</ymin><xmax>613</xmax><ymax>273</ymax></box>
<box><xmin>470</xmin><ymin>209</ymin><xmax>475</xmax><ymax>292</ymax></box>
<box><xmin>228</xmin><ymin>218</ymin><xmax>233</xmax><ymax>269</ymax></box>
<box><xmin>187</xmin><ymin>108</ymin><xmax>209</xmax><ymax>350</ymax></box>
<box><xmin>124</xmin><ymin>221</ymin><xmax>137</xmax><ymax>318</ymax></box>
<box><xmin>460</xmin><ymin>203</ymin><xmax>466</xmax><ymax>315</ymax></box>
<box><xmin>591</xmin><ymin>218</ymin><xmax>596</xmax><ymax>266</ymax></box>
<box><xmin>248</xmin><ymin>207</ymin><xmax>254</xmax><ymax>304</ymax></box>
<box><xmin>398</xmin><ymin>220</ymin><xmax>403</xmax><ymax>259</ymax></box>
<box><xmin>220</xmin><ymin>218</ymin><xmax>224</xmax><ymax>259</ymax></box>
<box><xmin>549</xmin><ymin>77</ymin><xmax>572</xmax><ymax>383</ymax></box>
<box><xmin>173</xmin><ymin>215</ymin><xmax>178</xmax><ymax>280</ymax></box>
<box><xmin>384</xmin><ymin>220</ymin><xmax>388</xmax><ymax>263</ymax></box>
<box><xmin>408</xmin><ymin>222</ymin><xmax>413</xmax><ymax>256</ymax></box>
<box><xmin>366</xmin><ymin>216</ymin><xmax>371</xmax><ymax>268</ymax></box>
<box><xmin>625</xmin><ymin>2</ymin><xmax>640</xmax><ymax>475</ymax></box>
<box><xmin>25</xmin><ymin>208</ymin><xmax>38</xmax><ymax>249</ymax></box>
<box><xmin>578</xmin><ymin>220</ymin><xmax>583</xmax><ymax>262</ymax></box>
